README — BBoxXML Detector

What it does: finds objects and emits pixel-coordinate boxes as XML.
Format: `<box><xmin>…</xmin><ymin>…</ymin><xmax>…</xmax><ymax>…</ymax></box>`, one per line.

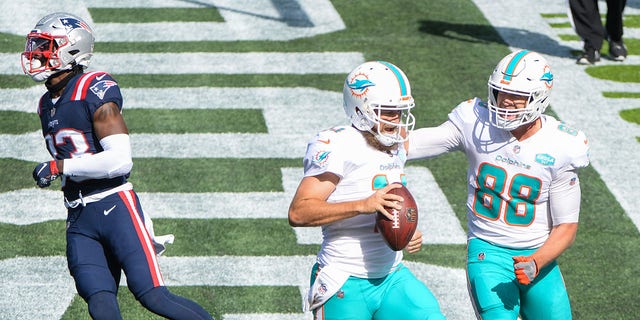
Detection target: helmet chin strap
<box><xmin>45</xmin><ymin>64</ymin><xmax>84</xmax><ymax>95</ymax></box>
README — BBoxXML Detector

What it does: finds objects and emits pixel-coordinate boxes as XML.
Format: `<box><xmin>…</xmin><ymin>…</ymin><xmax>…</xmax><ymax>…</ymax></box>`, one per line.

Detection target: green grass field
<box><xmin>1</xmin><ymin>1</ymin><xmax>639</xmax><ymax>319</ymax></box>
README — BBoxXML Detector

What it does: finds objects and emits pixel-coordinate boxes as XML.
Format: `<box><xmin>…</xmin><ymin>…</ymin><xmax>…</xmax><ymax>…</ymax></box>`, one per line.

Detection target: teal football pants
<box><xmin>467</xmin><ymin>238</ymin><xmax>572</xmax><ymax>319</ymax></box>
<box><xmin>310</xmin><ymin>263</ymin><xmax>445</xmax><ymax>320</ymax></box>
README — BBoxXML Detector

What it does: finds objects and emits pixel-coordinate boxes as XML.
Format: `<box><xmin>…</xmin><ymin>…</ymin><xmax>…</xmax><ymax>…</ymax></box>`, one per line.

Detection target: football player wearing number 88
<box><xmin>407</xmin><ymin>50</ymin><xmax>590</xmax><ymax>319</ymax></box>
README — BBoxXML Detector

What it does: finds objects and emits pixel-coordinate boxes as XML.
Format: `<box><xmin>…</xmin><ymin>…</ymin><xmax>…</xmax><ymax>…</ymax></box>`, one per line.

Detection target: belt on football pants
<box><xmin>64</xmin><ymin>182</ymin><xmax>133</xmax><ymax>208</ymax></box>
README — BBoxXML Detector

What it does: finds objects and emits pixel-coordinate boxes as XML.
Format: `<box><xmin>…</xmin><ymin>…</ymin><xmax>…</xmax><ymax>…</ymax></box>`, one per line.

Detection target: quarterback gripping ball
<box><xmin>376</xmin><ymin>183</ymin><xmax>419</xmax><ymax>251</ymax></box>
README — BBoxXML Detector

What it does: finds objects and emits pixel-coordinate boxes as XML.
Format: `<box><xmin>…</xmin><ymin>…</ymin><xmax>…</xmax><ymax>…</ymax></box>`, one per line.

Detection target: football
<box><xmin>376</xmin><ymin>183</ymin><xmax>419</xmax><ymax>251</ymax></box>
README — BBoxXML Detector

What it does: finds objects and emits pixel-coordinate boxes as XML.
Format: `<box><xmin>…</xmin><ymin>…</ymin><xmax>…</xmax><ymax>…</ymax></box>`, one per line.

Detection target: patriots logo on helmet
<box><xmin>90</xmin><ymin>80</ymin><xmax>118</xmax><ymax>100</ymax></box>
<box><xmin>59</xmin><ymin>17</ymin><xmax>91</xmax><ymax>33</ymax></box>
<box><xmin>347</xmin><ymin>73</ymin><xmax>376</xmax><ymax>97</ymax></box>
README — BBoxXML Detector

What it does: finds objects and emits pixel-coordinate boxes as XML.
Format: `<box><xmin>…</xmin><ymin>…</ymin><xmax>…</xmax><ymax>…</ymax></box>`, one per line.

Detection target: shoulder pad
<box><xmin>70</xmin><ymin>72</ymin><xmax>117</xmax><ymax>101</ymax></box>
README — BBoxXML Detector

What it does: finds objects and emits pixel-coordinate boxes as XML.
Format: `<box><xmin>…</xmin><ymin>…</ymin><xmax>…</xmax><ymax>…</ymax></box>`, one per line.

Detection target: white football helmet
<box><xmin>343</xmin><ymin>61</ymin><xmax>415</xmax><ymax>146</ymax></box>
<box><xmin>487</xmin><ymin>50</ymin><xmax>553</xmax><ymax>130</ymax></box>
<box><xmin>21</xmin><ymin>12</ymin><xmax>95</xmax><ymax>82</ymax></box>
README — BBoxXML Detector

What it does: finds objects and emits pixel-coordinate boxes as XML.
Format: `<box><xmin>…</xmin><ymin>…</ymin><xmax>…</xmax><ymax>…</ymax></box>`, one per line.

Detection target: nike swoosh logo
<box><xmin>37</xmin><ymin>163</ymin><xmax>48</xmax><ymax>175</ymax></box>
<box><xmin>96</xmin><ymin>74</ymin><xmax>107</xmax><ymax>81</ymax></box>
<box><xmin>317</xmin><ymin>139</ymin><xmax>330</xmax><ymax>144</ymax></box>
<box><xmin>103</xmin><ymin>205</ymin><xmax>116</xmax><ymax>216</ymax></box>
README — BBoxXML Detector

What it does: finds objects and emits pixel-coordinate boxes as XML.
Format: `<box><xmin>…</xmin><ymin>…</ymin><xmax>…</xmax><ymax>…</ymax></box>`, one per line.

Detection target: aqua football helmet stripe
<box><xmin>501</xmin><ymin>50</ymin><xmax>530</xmax><ymax>84</ymax></box>
<box><xmin>377</xmin><ymin>60</ymin><xmax>408</xmax><ymax>97</ymax></box>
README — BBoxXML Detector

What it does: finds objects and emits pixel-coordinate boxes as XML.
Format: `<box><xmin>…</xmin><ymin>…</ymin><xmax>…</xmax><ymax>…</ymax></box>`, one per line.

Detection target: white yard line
<box><xmin>0</xmin><ymin>0</ymin><xmax>345</xmax><ymax>41</ymax></box>
<box><xmin>0</xmin><ymin>256</ymin><xmax>473</xmax><ymax>320</ymax></box>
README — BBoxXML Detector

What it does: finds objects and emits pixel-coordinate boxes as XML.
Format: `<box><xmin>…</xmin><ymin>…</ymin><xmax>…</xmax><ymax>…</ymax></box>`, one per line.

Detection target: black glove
<box><xmin>33</xmin><ymin>160</ymin><xmax>59</xmax><ymax>188</ymax></box>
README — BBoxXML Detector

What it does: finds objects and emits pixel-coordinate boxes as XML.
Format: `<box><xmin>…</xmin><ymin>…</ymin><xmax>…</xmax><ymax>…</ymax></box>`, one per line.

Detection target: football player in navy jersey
<box><xmin>22</xmin><ymin>12</ymin><xmax>214</xmax><ymax>320</ymax></box>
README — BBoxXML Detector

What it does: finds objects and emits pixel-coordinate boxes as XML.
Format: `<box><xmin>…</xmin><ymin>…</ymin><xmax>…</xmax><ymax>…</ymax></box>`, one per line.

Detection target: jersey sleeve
<box><xmin>302</xmin><ymin>128</ymin><xmax>346</xmax><ymax>179</ymax></box>
<box><xmin>548</xmin><ymin>169</ymin><xmax>581</xmax><ymax>225</ymax></box>
<box><xmin>407</xmin><ymin>98</ymin><xmax>481</xmax><ymax>160</ymax></box>
<box><xmin>566</xmin><ymin>127</ymin><xmax>590</xmax><ymax>170</ymax></box>
<box><xmin>543</xmin><ymin>119</ymin><xmax>590</xmax><ymax>225</ymax></box>
<box><xmin>70</xmin><ymin>71</ymin><xmax>123</xmax><ymax>115</ymax></box>
<box><xmin>552</xmin><ymin>120</ymin><xmax>591</xmax><ymax>173</ymax></box>
<box><xmin>406</xmin><ymin>120</ymin><xmax>462</xmax><ymax>160</ymax></box>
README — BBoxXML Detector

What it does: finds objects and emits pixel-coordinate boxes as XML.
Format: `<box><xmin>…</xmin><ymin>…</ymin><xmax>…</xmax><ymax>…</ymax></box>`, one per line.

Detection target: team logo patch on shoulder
<box><xmin>312</xmin><ymin>151</ymin><xmax>330</xmax><ymax>167</ymax></box>
<box><xmin>535</xmin><ymin>153</ymin><xmax>555</xmax><ymax>166</ymax></box>
<box><xmin>90</xmin><ymin>80</ymin><xmax>118</xmax><ymax>99</ymax></box>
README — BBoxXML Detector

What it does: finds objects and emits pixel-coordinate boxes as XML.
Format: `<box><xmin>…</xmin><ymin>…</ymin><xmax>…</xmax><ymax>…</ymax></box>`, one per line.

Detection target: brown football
<box><xmin>376</xmin><ymin>183</ymin><xmax>419</xmax><ymax>251</ymax></box>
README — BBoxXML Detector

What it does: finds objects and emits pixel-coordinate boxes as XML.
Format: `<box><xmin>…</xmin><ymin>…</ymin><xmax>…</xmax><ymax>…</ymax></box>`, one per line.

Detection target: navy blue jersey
<box><xmin>37</xmin><ymin>71</ymin><xmax>127</xmax><ymax>200</ymax></box>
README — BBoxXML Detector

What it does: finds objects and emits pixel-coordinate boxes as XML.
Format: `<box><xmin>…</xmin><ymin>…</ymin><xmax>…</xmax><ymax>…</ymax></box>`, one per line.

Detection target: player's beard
<box><xmin>360</xmin><ymin>130</ymin><xmax>399</xmax><ymax>154</ymax></box>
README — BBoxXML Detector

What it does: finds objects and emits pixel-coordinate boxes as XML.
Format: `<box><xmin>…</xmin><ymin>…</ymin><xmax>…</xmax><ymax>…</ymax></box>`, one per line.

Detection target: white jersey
<box><xmin>409</xmin><ymin>98</ymin><xmax>590</xmax><ymax>249</ymax></box>
<box><xmin>303</xmin><ymin>125</ymin><xmax>405</xmax><ymax>278</ymax></box>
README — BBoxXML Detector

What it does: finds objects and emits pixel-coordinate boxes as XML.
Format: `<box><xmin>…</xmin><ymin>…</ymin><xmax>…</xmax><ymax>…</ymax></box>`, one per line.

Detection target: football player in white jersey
<box><xmin>288</xmin><ymin>61</ymin><xmax>445</xmax><ymax>320</ymax></box>
<box><xmin>408</xmin><ymin>50</ymin><xmax>590</xmax><ymax>319</ymax></box>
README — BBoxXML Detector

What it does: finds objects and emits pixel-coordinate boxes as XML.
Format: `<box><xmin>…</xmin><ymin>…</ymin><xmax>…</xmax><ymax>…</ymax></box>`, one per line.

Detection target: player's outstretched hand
<box><xmin>513</xmin><ymin>256</ymin><xmax>538</xmax><ymax>285</ymax></box>
<box><xmin>33</xmin><ymin>160</ymin><xmax>59</xmax><ymax>188</ymax></box>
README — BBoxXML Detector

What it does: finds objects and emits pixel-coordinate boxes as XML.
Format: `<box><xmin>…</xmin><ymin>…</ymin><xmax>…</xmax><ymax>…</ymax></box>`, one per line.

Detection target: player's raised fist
<box><xmin>33</xmin><ymin>160</ymin><xmax>59</xmax><ymax>188</ymax></box>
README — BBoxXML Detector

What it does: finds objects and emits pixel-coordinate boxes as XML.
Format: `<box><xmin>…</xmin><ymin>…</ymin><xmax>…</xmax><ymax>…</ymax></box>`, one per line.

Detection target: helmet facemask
<box><xmin>358</xmin><ymin>101</ymin><xmax>415</xmax><ymax>146</ymax></box>
<box><xmin>487</xmin><ymin>85</ymin><xmax>549</xmax><ymax>130</ymax></box>
<box><xmin>21</xmin><ymin>33</ymin><xmax>67</xmax><ymax>82</ymax></box>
